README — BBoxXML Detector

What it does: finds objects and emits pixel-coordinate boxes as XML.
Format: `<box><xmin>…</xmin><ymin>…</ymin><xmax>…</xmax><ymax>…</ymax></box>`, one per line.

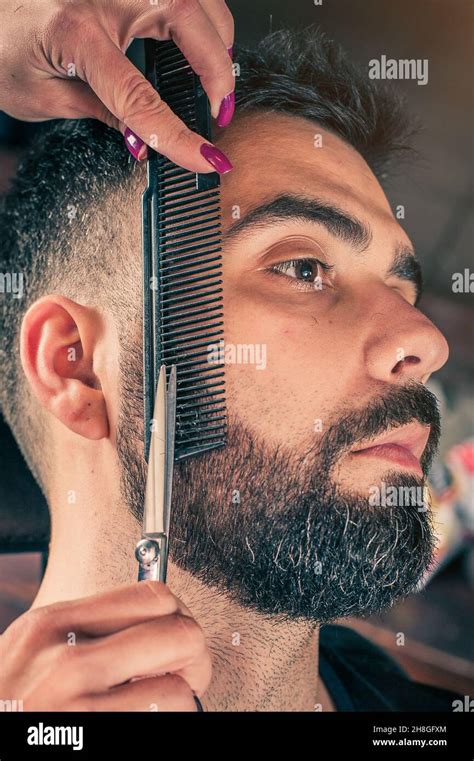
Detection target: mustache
<box><xmin>315</xmin><ymin>382</ymin><xmax>441</xmax><ymax>475</ymax></box>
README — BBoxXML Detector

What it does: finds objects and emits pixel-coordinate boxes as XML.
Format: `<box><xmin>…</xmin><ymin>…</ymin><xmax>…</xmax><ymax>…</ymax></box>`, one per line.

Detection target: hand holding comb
<box><xmin>136</xmin><ymin>39</ymin><xmax>228</xmax><ymax>583</ymax></box>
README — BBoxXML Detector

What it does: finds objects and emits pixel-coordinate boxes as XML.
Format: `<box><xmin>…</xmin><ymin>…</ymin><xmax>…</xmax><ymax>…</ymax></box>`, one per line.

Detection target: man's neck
<box><xmin>31</xmin><ymin>494</ymin><xmax>333</xmax><ymax>711</ymax></box>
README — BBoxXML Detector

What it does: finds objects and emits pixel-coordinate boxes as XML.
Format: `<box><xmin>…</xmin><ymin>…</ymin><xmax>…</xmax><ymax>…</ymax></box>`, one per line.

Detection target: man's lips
<box><xmin>349</xmin><ymin>422</ymin><xmax>430</xmax><ymax>476</ymax></box>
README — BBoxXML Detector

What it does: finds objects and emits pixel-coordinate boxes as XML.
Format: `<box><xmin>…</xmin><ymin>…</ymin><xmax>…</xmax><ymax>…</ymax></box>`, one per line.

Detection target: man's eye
<box><xmin>267</xmin><ymin>258</ymin><xmax>334</xmax><ymax>291</ymax></box>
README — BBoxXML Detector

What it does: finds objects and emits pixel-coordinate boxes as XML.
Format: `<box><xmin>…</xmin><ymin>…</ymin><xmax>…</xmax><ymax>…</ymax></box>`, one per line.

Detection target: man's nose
<box><xmin>364</xmin><ymin>292</ymin><xmax>449</xmax><ymax>384</ymax></box>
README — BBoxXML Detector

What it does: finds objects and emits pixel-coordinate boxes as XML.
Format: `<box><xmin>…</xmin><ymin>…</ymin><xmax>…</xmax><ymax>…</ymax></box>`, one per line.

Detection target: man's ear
<box><xmin>20</xmin><ymin>295</ymin><xmax>109</xmax><ymax>439</ymax></box>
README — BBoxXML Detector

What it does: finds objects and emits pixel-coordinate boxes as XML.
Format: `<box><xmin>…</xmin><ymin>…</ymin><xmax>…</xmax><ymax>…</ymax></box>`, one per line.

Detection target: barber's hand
<box><xmin>0</xmin><ymin>0</ymin><xmax>234</xmax><ymax>172</ymax></box>
<box><xmin>0</xmin><ymin>582</ymin><xmax>212</xmax><ymax>711</ymax></box>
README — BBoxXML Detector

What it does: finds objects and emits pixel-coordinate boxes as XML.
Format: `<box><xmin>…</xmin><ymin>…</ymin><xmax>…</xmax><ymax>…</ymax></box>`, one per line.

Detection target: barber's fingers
<box><xmin>61</xmin><ymin>613</ymin><xmax>212</xmax><ymax>696</ymax></box>
<box><xmin>81</xmin><ymin>674</ymin><xmax>201</xmax><ymax>712</ymax></box>
<box><xmin>46</xmin><ymin>581</ymin><xmax>195</xmax><ymax>638</ymax></box>
<box><xmin>0</xmin><ymin>1</ymin><xmax>234</xmax><ymax>170</ymax></box>
<box><xmin>77</xmin><ymin>31</ymin><xmax>231</xmax><ymax>173</ymax></box>
<box><xmin>2</xmin><ymin>583</ymin><xmax>212</xmax><ymax>710</ymax></box>
<box><xmin>126</xmin><ymin>0</ymin><xmax>235</xmax><ymax>119</ymax></box>
<box><xmin>199</xmin><ymin>0</ymin><xmax>235</xmax><ymax>53</ymax></box>
<box><xmin>160</xmin><ymin>0</ymin><xmax>235</xmax><ymax>119</ymax></box>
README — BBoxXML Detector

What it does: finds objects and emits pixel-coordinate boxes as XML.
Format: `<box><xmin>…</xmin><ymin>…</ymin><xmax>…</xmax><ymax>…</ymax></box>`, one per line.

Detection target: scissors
<box><xmin>135</xmin><ymin>364</ymin><xmax>177</xmax><ymax>583</ymax></box>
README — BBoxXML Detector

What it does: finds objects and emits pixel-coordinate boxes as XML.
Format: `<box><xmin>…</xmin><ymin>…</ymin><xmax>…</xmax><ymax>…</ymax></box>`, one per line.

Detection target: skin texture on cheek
<box><xmin>223</xmin><ymin>276</ymin><xmax>361</xmax><ymax>455</ymax></box>
<box><xmin>223</xmin><ymin>290</ymin><xmax>313</xmax><ymax>448</ymax></box>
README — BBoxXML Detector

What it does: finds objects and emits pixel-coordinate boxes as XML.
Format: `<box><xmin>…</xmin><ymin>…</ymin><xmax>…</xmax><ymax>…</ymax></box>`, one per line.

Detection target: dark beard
<box><xmin>117</xmin><ymin>369</ymin><xmax>441</xmax><ymax>623</ymax></box>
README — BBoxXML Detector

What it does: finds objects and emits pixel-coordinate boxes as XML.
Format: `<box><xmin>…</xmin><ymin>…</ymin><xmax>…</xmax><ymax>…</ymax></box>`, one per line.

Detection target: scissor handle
<box><xmin>135</xmin><ymin>536</ymin><xmax>168</xmax><ymax>582</ymax></box>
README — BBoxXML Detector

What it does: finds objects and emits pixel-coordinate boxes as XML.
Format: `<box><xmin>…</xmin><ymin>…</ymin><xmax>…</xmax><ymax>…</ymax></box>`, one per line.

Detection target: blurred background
<box><xmin>0</xmin><ymin>0</ymin><xmax>473</xmax><ymax>697</ymax></box>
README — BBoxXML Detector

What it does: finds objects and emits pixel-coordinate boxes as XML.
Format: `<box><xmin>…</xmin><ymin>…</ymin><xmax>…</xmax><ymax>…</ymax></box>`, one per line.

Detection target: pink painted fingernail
<box><xmin>216</xmin><ymin>91</ymin><xmax>235</xmax><ymax>128</ymax></box>
<box><xmin>124</xmin><ymin>128</ymin><xmax>147</xmax><ymax>160</ymax></box>
<box><xmin>227</xmin><ymin>46</ymin><xmax>233</xmax><ymax>59</ymax></box>
<box><xmin>200</xmin><ymin>143</ymin><xmax>233</xmax><ymax>174</ymax></box>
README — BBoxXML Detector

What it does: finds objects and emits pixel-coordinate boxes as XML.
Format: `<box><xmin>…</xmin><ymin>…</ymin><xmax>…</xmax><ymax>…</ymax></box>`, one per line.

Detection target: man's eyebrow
<box><xmin>222</xmin><ymin>192</ymin><xmax>422</xmax><ymax>304</ymax></box>
<box><xmin>386</xmin><ymin>245</ymin><xmax>423</xmax><ymax>305</ymax></box>
<box><xmin>223</xmin><ymin>194</ymin><xmax>373</xmax><ymax>251</ymax></box>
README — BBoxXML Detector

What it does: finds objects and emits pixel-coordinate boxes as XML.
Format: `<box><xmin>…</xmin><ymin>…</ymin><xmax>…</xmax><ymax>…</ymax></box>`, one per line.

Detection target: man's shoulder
<box><xmin>319</xmin><ymin>623</ymin><xmax>462</xmax><ymax>712</ymax></box>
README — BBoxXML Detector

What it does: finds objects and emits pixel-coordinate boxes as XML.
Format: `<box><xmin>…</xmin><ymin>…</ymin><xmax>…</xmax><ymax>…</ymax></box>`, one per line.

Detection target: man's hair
<box><xmin>0</xmin><ymin>26</ymin><xmax>414</xmax><ymax>493</ymax></box>
<box><xmin>235</xmin><ymin>28</ymin><xmax>414</xmax><ymax>177</ymax></box>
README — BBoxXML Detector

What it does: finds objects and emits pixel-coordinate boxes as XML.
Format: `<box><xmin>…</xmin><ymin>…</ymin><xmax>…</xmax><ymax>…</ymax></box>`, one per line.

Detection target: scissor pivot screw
<box><xmin>135</xmin><ymin>539</ymin><xmax>160</xmax><ymax>565</ymax></box>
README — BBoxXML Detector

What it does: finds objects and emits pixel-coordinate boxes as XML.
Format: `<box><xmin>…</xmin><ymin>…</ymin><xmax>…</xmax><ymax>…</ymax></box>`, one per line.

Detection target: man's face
<box><xmin>218</xmin><ymin>113</ymin><xmax>448</xmax><ymax>490</ymax></box>
<box><xmin>117</xmin><ymin>112</ymin><xmax>449</xmax><ymax>622</ymax></box>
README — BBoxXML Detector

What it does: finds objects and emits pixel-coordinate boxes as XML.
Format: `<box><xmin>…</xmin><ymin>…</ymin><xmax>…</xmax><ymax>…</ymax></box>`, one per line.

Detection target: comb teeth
<box><xmin>143</xmin><ymin>40</ymin><xmax>227</xmax><ymax>461</ymax></box>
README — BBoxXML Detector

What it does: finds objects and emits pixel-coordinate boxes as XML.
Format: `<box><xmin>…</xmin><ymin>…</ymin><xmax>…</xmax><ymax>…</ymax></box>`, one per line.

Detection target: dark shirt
<box><xmin>319</xmin><ymin>624</ymin><xmax>461</xmax><ymax>711</ymax></box>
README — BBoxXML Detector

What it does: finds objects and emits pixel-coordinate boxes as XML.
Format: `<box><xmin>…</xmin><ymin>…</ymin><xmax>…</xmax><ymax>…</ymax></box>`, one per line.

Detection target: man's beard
<box><xmin>117</xmin><ymin>353</ymin><xmax>441</xmax><ymax>623</ymax></box>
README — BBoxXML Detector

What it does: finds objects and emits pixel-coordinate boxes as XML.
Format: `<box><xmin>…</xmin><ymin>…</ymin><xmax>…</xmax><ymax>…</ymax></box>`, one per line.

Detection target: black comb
<box><xmin>142</xmin><ymin>39</ymin><xmax>227</xmax><ymax>462</ymax></box>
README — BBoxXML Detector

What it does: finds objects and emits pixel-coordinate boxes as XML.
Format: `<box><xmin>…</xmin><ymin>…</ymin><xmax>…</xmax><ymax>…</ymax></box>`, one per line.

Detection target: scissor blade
<box><xmin>164</xmin><ymin>365</ymin><xmax>177</xmax><ymax>537</ymax></box>
<box><xmin>142</xmin><ymin>365</ymin><xmax>167</xmax><ymax>537</ymax></box>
